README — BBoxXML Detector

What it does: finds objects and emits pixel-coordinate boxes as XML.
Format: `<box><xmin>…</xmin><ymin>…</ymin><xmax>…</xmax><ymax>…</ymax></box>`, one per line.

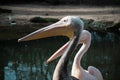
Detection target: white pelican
<box><xmin>46</xmin><ymin>30</ymin><xmax>103</xmax><ymax>80</ymax></box>
<box><xmin>18</xmin><ymin>16</ymin><xmax>103</xmax><ymax>80</ymax></box>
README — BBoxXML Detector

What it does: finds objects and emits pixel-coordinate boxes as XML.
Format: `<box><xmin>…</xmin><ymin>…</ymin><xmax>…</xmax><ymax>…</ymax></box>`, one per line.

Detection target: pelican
<box><xmin>46</xmin><ymin>30</ymin><xmax>103</xmax><ymax>80</ymax></box>
<box><xmin>18</xmin><ymin>16</ymin><xmax>103</xmax><ymax>80</ymax></box>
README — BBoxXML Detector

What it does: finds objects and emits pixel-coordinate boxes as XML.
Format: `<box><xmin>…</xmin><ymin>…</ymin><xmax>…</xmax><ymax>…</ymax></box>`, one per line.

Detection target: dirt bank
<box><xmin>1</xmin><ymin>4</ymin><xmax>120</xmax><ymax>21</ymax></box>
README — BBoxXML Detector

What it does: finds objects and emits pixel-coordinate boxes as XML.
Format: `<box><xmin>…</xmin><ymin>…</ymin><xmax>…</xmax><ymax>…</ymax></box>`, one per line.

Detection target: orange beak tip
<box><xmin>18</xmin><ymin>39</ymin><xmax>21</xmax><ymax>42</ymax></box>
<box><xmin>46</xmin><ymin>60</ymin><xmax>50</xmax><ymax>65</ymax></box>
<box><xmin>46</xmin><ymin>61</ymin><xmax>48</xmax><ymax>65</ymax></box>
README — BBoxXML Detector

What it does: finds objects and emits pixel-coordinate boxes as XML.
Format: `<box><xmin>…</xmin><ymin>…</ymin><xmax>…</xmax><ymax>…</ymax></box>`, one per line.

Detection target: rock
<box><xmin>0</xmin><ymin>17</ymin><xmax>119</xmax><ymax>40</ymax></box>
<box><xmin>83</xmin><ymin>19</ymin><xmax>114</xmax><ymax>33</ymax></box>
<box><xmin>29</xmin><ymin>17</ymin><xmax>58</xmax><ymax>23</ymax></box>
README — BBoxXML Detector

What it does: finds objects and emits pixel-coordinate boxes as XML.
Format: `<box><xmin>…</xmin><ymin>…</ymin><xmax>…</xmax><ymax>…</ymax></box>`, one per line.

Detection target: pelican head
<box><xmin>18</xmin><ymin>16</ymin><xmax>83</xmax><ymax>42</ymax></box>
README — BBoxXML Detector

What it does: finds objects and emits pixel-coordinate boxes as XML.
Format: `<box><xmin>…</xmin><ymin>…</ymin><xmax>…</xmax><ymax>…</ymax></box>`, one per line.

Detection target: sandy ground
<box><xmin>0</xmin><ymin>4</ymin><xmax>120</xmax><ymax>22</ymax></box>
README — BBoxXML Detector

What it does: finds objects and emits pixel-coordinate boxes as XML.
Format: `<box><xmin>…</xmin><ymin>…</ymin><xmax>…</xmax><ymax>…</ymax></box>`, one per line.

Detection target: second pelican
<box><xmin>46</xmin><ymin>30</ymin><xmax>103</xmax><ymax>80</ymax></box>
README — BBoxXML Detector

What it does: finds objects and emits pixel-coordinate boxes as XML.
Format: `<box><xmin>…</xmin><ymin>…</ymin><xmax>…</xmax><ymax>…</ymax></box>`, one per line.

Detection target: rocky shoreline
<box><xmin>0</xmin><ymin>16</ymin><xmax>119</xmax><ymax>40</ymax></box>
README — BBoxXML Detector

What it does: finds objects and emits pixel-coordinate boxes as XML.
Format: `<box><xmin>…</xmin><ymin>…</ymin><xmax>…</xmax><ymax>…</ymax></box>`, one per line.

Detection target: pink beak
<box><xmin>46</xmin><ymin>41</ymin><xmax>70</xmax><ymax>64</ymax></box>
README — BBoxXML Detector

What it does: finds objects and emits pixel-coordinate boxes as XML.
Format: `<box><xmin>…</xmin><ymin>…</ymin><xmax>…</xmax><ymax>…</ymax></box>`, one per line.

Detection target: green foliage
<box><xmin>82</xmin><ymin>18</ymin><xmax>116</xmax><ymax>33</ymax></box>
<box><xmin>29</xmin><ymin>17</ymin><xmax>47</xmax><ymax>23</ymax></box>
<box><xmin>107</xmin><ymin>22</ymin><xmax>120</xmax><ymax>34</ymax></box>
<box><xmin>45</xmin><ymin>18</ymin><xmax>59</xmax><ymax>23</ymax></box>
<box><xmin>29</xmin><ymin>17</ymin><xmax>59</xmax><ymax>23</ymax></box>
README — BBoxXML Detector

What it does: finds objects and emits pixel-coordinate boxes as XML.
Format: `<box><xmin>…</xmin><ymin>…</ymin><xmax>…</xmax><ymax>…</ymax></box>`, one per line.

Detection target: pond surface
<box><xmin>0</xmin><ymin>31</ymin><xmax>120</xmax><ymax>80</ymax></box>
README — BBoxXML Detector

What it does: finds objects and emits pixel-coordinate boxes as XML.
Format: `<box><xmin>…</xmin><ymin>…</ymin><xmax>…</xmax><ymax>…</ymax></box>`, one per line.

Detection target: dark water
<box><xmin>0</xmin><ymin>31</ymin><xmax>120</xmax><ymax>80</ymax></box>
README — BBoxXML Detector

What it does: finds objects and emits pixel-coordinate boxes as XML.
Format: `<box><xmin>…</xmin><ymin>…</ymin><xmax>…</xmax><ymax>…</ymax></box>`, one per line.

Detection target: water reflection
<box><xmin>4</xmin><ymin>62</ymin><xmax>16</xmax><ymax>80</ymax></box>
<box><xmin>0</xmin><ymin>32</ymin><xmax>120</xmax><ymax>80</ymax></box>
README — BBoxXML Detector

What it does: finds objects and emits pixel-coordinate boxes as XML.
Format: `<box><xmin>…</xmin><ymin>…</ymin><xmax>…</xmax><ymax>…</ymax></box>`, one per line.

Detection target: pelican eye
<box><xmin>63</xmin><ymin>19</ymin><xmax>68</xmax><ymax>22</ymax></box>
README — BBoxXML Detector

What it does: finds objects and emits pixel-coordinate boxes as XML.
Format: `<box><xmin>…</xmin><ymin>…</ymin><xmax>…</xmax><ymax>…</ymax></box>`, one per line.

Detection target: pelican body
<box><xmin>46</xmin><ymin>30</ymin><xmax>103</xmax><ymax>80</ymax></box>
<box><xmin>18</xmin><ymin>16</ymin><xmax>103</xmax><ymax>80</ymax></box>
